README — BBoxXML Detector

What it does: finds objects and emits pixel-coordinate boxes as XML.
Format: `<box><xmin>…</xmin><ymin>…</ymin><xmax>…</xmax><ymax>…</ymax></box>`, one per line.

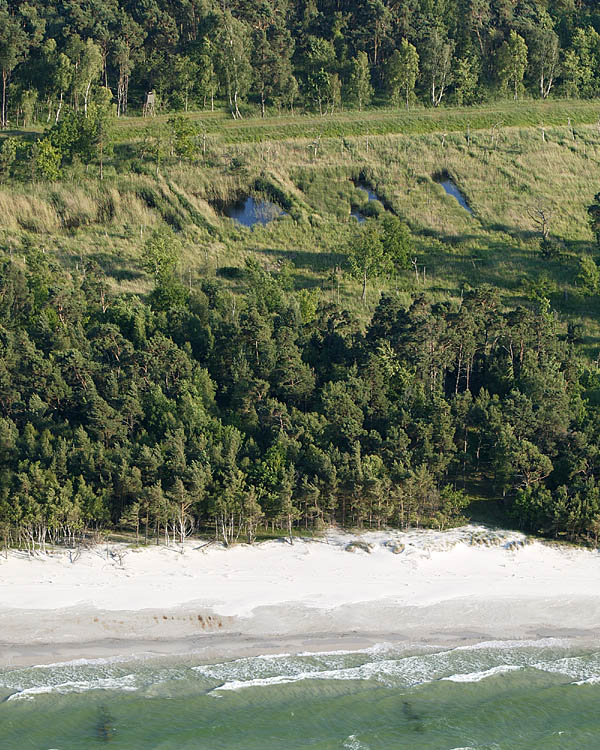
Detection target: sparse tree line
<box><xmin>2</xmin><ymin>0</ymin><xmax>600</xmax><ymax>132</ymax></box>
<box><xmin>2</xmin><ymin>224</ymin><xmax>600</xmax><ymax>551</ymax></box>
<box><xmin>0</xmin><ymin>107</ymin><xmax>209</xmax><ymax>182</ymax></box>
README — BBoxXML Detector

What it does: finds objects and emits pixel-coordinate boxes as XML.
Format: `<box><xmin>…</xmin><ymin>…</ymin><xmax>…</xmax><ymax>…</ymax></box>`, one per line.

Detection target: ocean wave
<box><xmin>208</xmin><ymin>654</ymin><xmax>517</xmax><ymax>693</ymax></box>
<box><xmin>453</xmin><ymin>637</ymin><xmax>568</xmax><ymax>652</ymax></box>
<box><xmin>31</xmin><ymin>655</ymin><xmax>128</xmax><ymax>669</ymax></box>
<box><xmin>213</xmin><ymin>672</ymin><xmax>322</xmax><ymax>691</ymax></box>
<box><xmin>297</xmin><ymin>648</ymin><xmax>366</xmax><ymax>657</ymax></box>
<box><xmin>209</xmin><ymin>655</ymin><xmax>439</xmax><ymax>692</ymax></box>
<box><xmin>343</xmin><ymin>735</ymin><xmax>370</xmax><ymax>749</ymax></box>
<box><xmin>194</xmin><ymin>653</ymin><xmax>318</xmax><ymax>684</ymax></box>
<box><xmin>533</xmin><ymin>652</ymin><xmax>600</xmax><ymax>682</ymax></box>
<box><xmin>198</xmin><ymin>639</ymin><xmax>599</xmax><ymax>693</ymax></box>
<box><xmin>442</xmin><ymin>665</ymin><xmax>522</xmax><ymax>682</ymax></box>
<box><xmin>572</xmin><ymin>675</ymin><xmax>600</xmax><ymax>685</ymax></box>
<box><xmin>1</xmin><ymin>659</ymin><xmax>202</xmax><ymax>704</ymax></box>
<box><xmin>6</xmin><ymin>674</ymin><xmax>138</xmax><ymax>701</ymax></box>
<box><xmin>4</xmin><ymin>639</ymin><xmax>599</xmax><ymax>703</ymax></box>
<box><xmin>296</xmin><ymin>641</ymin><xmax>431</xmax><ymax>659</ymax></box>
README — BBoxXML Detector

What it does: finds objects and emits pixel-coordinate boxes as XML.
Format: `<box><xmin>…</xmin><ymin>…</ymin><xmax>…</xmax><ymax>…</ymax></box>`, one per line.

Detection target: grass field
<box><xmin>2</xmin><ymin>100</ymin><xmax>600</xmax><ymax>355</ymax></box>
<box><xmin>112</xmin><ymin>98</ymin><xmax>600</xmax><ymax>143</ymax></box>
<box><xmin>7</xmin><ymin>98</ymin><xmax>600</xmax><ymax>144</ymax></box>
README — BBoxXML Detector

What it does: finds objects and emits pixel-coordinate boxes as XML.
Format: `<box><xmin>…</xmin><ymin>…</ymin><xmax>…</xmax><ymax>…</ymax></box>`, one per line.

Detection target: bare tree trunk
<box><xmin>84</xmin><ymin>80</ymin><xmax>92</xmax><ymax>115</ymax></box>
<box><xmin>55</xmin><ymin>91</ymin><xmax>64</xmax><ymax>123</ymax></box>
<box><xmin>1</xmin><ymin>70</ymin><xmax>7</xmax><ymax>128</ymax></box>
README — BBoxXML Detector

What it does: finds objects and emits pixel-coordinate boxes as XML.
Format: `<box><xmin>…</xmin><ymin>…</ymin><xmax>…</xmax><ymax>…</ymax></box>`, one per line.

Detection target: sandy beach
<box><xmin>1</xmin><ymin>525</ymin><xmax>600</xmax><ymax>667</ymax></box>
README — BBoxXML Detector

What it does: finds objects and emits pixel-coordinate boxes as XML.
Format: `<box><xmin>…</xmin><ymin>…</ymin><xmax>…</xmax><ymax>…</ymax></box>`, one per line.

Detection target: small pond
<box><xmin>225</xmin><ymin>196</ymin><xmax>286</xmax><ymax>227</ymax></box>
<box><xmin>351</xmin><ymin>182</ymin><xmax>381</xmax><ymax>222</ymax></box>
<box><xmin>434</xmin><ymin>174</ymin><xmax>473</xmax><ymax>214</ymax></box>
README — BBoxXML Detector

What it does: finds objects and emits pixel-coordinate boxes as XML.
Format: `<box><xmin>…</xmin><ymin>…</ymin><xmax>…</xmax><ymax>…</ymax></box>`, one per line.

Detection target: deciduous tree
<box><xmin>498</xmin><ymin>31</ymin><xmax>528</xmax><ymax>100</ymax></box>
<box><xmin>386</xmin><ymin>40</ymin><xmax>419</xmax><ymax>109</ymax></box>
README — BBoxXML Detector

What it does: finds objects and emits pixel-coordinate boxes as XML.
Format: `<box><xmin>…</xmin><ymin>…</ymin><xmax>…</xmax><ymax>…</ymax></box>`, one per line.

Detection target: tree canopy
<box><xmin>0</xmin><ymin>247</ymin><xmax>599</xmax><ymax>549</ymax></box>
<box><xmin>1</xmin><ymin>0</ymin><xmax>600</xmax><ymax>125</ymax></box>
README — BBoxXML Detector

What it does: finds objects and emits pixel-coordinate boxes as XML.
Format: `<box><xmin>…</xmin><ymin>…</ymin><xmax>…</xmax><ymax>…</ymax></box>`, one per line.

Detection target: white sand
<box><xmin>1</xmin><ymin>525</ymin><xmax>599</xmax><ymax>665</ymax></box>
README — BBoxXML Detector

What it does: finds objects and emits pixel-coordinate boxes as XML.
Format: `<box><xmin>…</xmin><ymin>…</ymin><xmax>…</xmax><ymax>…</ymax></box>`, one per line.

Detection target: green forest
<box><xmin>2</xmin><ymin>239</ymin><xmax>600</xmax><ymax>550</ymax></box>
<box><xmin>3</xmin><ymin>0</ymin><xmax>600</xmax><ymax>551</ymax></box>
<box><xmin>2</xmin><ymin>0</ymin><xmax>600</xmax><ymax>126</ymax></box>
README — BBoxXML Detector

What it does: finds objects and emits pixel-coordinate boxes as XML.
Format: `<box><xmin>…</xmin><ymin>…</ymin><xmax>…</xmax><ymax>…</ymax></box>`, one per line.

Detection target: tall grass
<box><xmin>3</xmin><ymin>116</ymin><xmax>600</xmax><ymax>353</ymax></box>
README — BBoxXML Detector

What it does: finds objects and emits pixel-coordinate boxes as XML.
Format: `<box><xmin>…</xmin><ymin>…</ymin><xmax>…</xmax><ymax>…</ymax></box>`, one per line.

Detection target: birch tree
<box><xmin>530</xmin><ymin>27</ymin><xmax>560</xmax><ymax>99</ymax></box>
<box><xmin>216</xmin><ymin>13</ymin><xmax>251</xmax><ymax>119</ymax></box>
<box><xmin>349</xmin><ymin>51</ymin><xmax>373</xmax><ymax>111</ymax></box>
<box><xmin>73</xmin><ymin>39</ymin><xmax>102</xmax><ymax>116</ymax></box>
<box><xmin>498</xmin><ymin>31</ymin><xmax>528</xmax><ymax>100</ymax></box>
<box><xmin>386</xmin><ymin>40</ymin><xmax>419</xmax><ymax>108</ymax></box>
<box><xmin>347</xmin><ymin>220</ymin><xmax>390</xmax><ymax>303</ymax></box>
<box><xmin>423</xmin><ymin>29</ymin><xmax>454</xmax><ymax>107</ymax></box>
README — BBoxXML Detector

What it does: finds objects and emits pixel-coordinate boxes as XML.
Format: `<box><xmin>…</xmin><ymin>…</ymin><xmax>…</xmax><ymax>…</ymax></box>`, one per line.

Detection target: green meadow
<box><xmin>3</xmin><ymin>100</ymin><xmax>600</xmax><ymax>353</ymax></box>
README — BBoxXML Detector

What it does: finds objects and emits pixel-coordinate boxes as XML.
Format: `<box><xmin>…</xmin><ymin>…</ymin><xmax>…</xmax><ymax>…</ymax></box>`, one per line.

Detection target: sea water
<box><xmin>1</xmin><ymin>639</ymin><xmax>599</xmax><ymax>748</ymax></box>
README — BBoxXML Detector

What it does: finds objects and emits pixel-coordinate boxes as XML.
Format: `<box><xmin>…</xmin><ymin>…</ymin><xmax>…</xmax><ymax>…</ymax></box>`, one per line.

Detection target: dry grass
<box><xmin>0</xmin><ymin>189</ymin><xmax>60</xmax><ymax>233</ymax></box>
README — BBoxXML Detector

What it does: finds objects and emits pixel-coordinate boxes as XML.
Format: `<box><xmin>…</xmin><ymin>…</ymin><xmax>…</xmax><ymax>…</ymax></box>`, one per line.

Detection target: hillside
<box><xmin>2</xmin><ymin>99</ymin><xmax>600</xmax><ymax>548</ymax></box>
<box><xmin>3</xmin><ymin>106</ymin><xmax>600</xmax><ymax>347</ymax></box>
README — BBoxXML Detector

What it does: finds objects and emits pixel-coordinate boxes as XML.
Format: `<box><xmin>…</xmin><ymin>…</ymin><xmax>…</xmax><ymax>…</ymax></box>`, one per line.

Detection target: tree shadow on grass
<box><xmin>1</xmin><ymin>129</ymin><xmax>39</xmax><ymax>142</ymax></box>
<box><xmin>422</xmin><ymin>237</ymin><xmax>580</xmax><ymax>295</ymax></box>
<box><xmin>257</xmin><ymin>246</ymin><xmax>347</xmax><ymax>272</ymax></box>
<box><xmin>291</xmin><ymin>273</ymin><xmax>324</xmax><ymax>290</ymax></box>
<box><xmin>87</xmin><ymin>252</ymin><xmax>146</xmax><ymax>282</ymax></box>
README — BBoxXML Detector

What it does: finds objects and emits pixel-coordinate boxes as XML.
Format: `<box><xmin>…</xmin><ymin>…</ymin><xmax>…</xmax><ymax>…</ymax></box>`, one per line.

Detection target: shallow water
<box><xmin>355</xmin><ymin>183</ymin><xmax>378</xmax><ymax>203</ymax></box>
<box><xmin>435</xmin><ymin>176</ymin><xmax>473</xmax><ymax>214</ymax></box>
<box><xmin>351</xmin><ymin>182</ymin><xmax>380</xmax><ymax>222</ymax></box>
<box><xmin>2</xmin><ymin>640</ymin><xmax>600</xmax><ymax>748</ymax></box>
<box><xmin>224</xmin><ymin>196</ymin><xmax>285</xmax><ymax>227</ymax></box>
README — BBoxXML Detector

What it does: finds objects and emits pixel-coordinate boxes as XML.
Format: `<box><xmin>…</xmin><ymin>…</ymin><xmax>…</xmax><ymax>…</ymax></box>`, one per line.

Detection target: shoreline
<box><xmin>2</xmin><ymin>607</ymin><xmax>599</xmax><ymax>670</ymax></box>
<box><xmin>2</xmin><ymin>525</ymin><xmax>600</xmax><ymax>668</ymax></box>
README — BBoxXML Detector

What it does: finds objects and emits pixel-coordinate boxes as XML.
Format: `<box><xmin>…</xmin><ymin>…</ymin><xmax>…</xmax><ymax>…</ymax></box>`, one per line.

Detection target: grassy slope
<box><xmin>2</xmin><ymin>100</ymin><xmax>600</xmax><ymax>354</ymax></box>
<box><xmin>111</xmin><ymin>99</ymin><xmax>600</xmax><ymax>142</ymax></box>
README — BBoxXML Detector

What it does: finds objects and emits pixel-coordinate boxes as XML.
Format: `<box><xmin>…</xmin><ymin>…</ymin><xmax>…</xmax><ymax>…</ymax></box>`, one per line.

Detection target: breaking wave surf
<box><xmin>2</xmin><ymin>639</ymin><xmax>599</xmax><ymax>702</ymax></box>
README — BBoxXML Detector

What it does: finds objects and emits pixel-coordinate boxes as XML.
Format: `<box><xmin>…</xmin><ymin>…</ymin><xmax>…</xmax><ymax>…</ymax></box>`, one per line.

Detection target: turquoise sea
<box><xmin>1</xmin><ymin>639</ymin><xmax>600</xmax><ymax>749</ymax></box>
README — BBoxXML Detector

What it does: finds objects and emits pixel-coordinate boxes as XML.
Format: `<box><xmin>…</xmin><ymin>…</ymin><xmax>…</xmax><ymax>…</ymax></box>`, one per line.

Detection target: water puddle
<box><xmin>351</xmin><ymin>182</ymin><xmax>381</xmax><ymax>222</ymax></box>
<box><xmin>224</xmin><ymin>196</ymin><xmax>286</xmax><ymax>227</ymax></box>
<box><xmin>356</xmin><ymin>182</ymin><xmax>379</xmax><ymax>202</ymax></box>
<box><xmin>433</xmin><ymin>173</ymin><xmax>472</xmax><ymax>214</ymax></box>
